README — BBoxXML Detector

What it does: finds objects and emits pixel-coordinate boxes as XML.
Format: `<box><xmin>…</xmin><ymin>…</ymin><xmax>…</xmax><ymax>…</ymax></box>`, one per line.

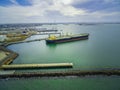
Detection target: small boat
<box><xmin>46</xmin><ymin>33</ymin><xmax>89</xmax><ymax>44</ymax></box>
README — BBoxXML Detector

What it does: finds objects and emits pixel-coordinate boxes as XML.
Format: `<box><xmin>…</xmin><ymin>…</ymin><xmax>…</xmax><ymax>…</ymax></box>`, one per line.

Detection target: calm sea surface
<box><xmin>0</xmin><ymin>24</ymin><xmax>120</xmax><ymax>90</ymax></box>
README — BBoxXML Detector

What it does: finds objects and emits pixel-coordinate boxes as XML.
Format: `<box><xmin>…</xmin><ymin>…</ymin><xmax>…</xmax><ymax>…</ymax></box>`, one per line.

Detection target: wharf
<box><xmin>0</xmin><ymin>63</ymin><xmax>73</xmax><ymax>69</ymax></box>
<box><xmin>4</xmin><ymin>38</ymin><xmax>46</xmax><ymax>46</ymax></box>
<box><xmin>35</xmin><ymin>32</ymin><xmax>61</xmax><ymax>35</ymax></box>
<box><xmin>1</xmin><ymin>53</ymin><xmax>18</xmax><ymax>65</ymax></box>
<box><xmin>37</xmin><ymin>29</ymin><xmax>58</xmax><ymax>32</ymax></box>
<box><xmin>0</xmin><ymin>46</ymin><xmax>18</xmax><ymax>65</ymax></box>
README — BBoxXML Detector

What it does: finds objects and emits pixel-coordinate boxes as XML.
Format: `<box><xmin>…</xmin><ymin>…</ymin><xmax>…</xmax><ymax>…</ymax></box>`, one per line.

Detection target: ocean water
<box><xmin>0</xmin><ymin>76</ymin><xmax>120</xmax><ymax>90</ymax></box>
<box><xmin>1</xmin><ymin>23</ymin><xmax>120</xmax><ymax>90</ymax></box>
<box><xmin>7</xmin><ymin>24</ymin><xmax>120</xmax><ymax>70</ymax></box>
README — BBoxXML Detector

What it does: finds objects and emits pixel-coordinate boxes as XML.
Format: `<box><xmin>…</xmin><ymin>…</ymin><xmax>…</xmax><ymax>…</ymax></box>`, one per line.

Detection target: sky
<box><xmin>0</xmin><ymin>0</ymin><xmax>120</xmax><ymax>24</ymax></box>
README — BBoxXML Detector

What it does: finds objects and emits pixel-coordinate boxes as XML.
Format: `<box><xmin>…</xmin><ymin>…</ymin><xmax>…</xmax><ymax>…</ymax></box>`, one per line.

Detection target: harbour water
<box><xmin>1</xmin><ymin>23</ymin><xmax>120</xmax><ymax>90</ymax></box>
<box><xmin>7</xmin><ymin>24</ymin><xmax>120</xmax><ymax>70</ymax></box>
<box><xmin>0</xmin><ymin>76</ymin><xmax>120</xmax><ymax>90</ymax></box>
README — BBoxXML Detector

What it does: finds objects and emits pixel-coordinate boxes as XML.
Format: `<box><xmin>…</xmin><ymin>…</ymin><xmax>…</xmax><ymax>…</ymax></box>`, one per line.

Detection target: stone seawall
<box><xmin>0</xmin><ymin>70</ymin><xmax>120</xmax><ymax>79</ymax></box>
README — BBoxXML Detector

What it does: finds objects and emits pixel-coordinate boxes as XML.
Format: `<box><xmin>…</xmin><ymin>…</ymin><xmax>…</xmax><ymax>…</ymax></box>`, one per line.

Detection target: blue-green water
<box><xmin>1</xmin><ymin>24</ymin><xmax>120</xmax><ymax>90</ymax></box>
<box><xmin>0</xmin><ymin>76</ymin><xmax>120</xmax><ymax>90</ymax></box>
<box><xmin>7</xmin><ymin>24</ymin><xmax>120</xmax><ymax>70</ymax></box>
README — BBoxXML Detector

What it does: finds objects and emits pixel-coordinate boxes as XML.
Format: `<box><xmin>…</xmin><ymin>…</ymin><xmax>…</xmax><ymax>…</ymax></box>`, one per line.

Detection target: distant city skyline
<box><xmin>0</xmin><ymin>0</ymin><xmax>120</xmax><ymax>24</ymax></box>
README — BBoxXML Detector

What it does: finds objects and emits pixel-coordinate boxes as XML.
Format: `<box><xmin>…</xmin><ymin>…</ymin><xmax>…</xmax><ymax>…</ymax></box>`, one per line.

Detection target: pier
<box><xmin>37</xmin><ymin>29</ymin><xmax>58</xmax><ymax>32</ymax></box>
<box><xmin>35</xmin><ymin>32</ymin><xmax>61</xmax><ymax>35</ymax></box>
<box><xmin>4</xmin><ymin>38</ymin><xmax>46</xmax><ymax>46</ymax></box>
<box><xmin>0</xmin><ymin>63</ymin><xmax>73</xmax><ymax>69</ymax></box>
<box><xmin>0</xmin><ymin>46</ymin><xmax>18</xmax><ymax>65</ymax></box>
<box><xmin>1</xmin><ymin>53</ymin><xmax>18</xmax><ymax>65</ymax></box>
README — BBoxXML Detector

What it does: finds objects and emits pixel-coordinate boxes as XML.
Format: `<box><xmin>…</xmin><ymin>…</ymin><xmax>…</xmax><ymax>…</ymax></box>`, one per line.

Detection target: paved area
<box><xmin>0</xmin><ymin>51</ymin><xmax>9</xmax><ymax>61</ymax></box>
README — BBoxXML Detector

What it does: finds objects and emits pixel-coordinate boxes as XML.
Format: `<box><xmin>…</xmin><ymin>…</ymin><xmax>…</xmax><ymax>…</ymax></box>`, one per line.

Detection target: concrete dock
<box><xmin>0</xmin><ymin>63</ymin><xmax>73</xmax><ymax>69</ymax></box>
<box><xmin>0</xmin><ymin>46</ymin><xmax>18</xmax><ymax>65</ymax></box>
<box><xmin>4</xmin><ymin>38</ymin><xmax>46</xmax><ymax>46</ymax></box>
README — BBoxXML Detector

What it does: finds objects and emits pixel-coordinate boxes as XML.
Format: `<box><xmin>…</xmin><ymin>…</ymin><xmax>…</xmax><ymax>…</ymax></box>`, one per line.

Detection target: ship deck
<box><xmin>48</xmin><ymin>33</ymin><xmax>89</xmax><ymax>40</ymax></box>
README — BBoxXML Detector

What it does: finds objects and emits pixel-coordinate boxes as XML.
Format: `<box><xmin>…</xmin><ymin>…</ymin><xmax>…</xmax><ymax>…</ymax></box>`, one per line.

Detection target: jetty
<box><xmin>4</xmin><ymin>38</ymin><xmax>46</xmax><ymax>46</ymax></box>
<box><xmin>0</xmin><ymin>63</ymin><xmax>73</xmax><ymax>69</ymax></box>
<box><xmin>34</xmin><ymin>32</ymin><xmax>61</xmax><ymax>35</ymax></box>
<box><xmin>37</xmin><ymin>29</ymin><xmax>58</xmax><ymax>32</ymax></box>
<box><xmin>0</xmin><ymin>46</ymin><xmax>18</xmax><ymax>65</ymax></box>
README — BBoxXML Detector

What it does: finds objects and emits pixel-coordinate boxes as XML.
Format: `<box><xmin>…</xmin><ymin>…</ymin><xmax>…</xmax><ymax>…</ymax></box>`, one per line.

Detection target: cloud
<box><xmin>0</xmin><ymin>0</ymin><xmax>87</xmax><ymax>17</ymax></box>
<box><xmin>10</xmin><ymin>0</ymin><xmax>19</xmax><ymax>5</ymax></box>
<box><xmin>48</xmin><ymin>0</ymin><xmax>86</xmax><ymax>17</ymax></box>
<box><xmin>0</xmin><ymin>0</ymin><xmax>120</xmax><ymax>23</ymax></box>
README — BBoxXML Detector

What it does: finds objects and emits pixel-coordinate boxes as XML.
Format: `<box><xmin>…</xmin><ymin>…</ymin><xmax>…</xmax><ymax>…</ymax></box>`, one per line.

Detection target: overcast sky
<box><xmin>0</xmin><ymin>0</ymin><xmax>120</xmax><ymax>24</ymax></box>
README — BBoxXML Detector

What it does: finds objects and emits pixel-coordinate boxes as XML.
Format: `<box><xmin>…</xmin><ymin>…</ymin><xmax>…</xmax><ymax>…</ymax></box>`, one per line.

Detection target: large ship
<box><xmin>46</xmin><ymin>33</ymin><xmax>89</xmax><ymax>44</ymax></box>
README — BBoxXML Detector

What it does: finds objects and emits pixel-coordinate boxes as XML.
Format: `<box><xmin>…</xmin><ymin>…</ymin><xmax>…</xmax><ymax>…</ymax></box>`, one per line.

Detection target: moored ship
<box><xmin>46</xmin><ymin>33</ymin><xmax>89</xmax><ymax>44</ymax></box>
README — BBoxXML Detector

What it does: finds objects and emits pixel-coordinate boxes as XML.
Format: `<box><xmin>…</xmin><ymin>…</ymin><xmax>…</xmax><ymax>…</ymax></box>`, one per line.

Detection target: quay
<box><xmin>0</xmin><ymin>46</ymin><xmax>18</xmax><ymax>65</ymax></box>
<box><xmin>1</xmin><ymin>53</ymin><xmax>18</xmax><ymax>65</ymax></box>
<box><xmin>34</xmin><ymin>32</ymin><xmax>61</xmax><ymax>35</ymax></box>
<box><xmin>37</xmin><ymin>29</ymin><xmax>58</xmax><ymax>32</ymax></box>
<box><xmin>0</xmin><ymin>63</ymin><xmax>73</xmax><ymax>69</ymax></box>
<box><xmin>4</xmin><ymin>38</ymin><xmax>46</xmax><ymax>46</ymax></box>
